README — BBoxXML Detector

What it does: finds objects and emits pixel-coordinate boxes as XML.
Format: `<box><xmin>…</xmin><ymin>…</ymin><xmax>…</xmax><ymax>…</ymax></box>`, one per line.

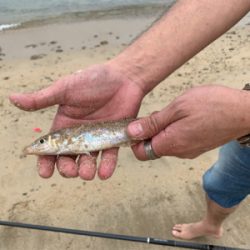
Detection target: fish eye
<box><xmin>39</xmin><ymin>138</ymin><xmax>45</xmax><ymax>144</ymax></box>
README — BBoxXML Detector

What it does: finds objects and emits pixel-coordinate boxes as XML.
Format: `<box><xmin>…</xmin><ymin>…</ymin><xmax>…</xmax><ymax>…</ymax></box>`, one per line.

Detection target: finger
<box><xmin>98</xmin><ymin>148</ymin><xmax>118</xmax><ymax>180</ymax></box>
<box><xmin>9</xmin><ymin>82</ymin><xmax>63</xmax><ymax>111</ymax></box>
<box><xmin>132</xmin><ymin>120</ymin><xmax>203</xmax><ymax>160</ymax></box>
<box><xmin>131</xmin><ymin>140</ymin><xmax>159</xmax><ymax>161</ymax></box>
<box><xmin>127</xmin><ymin>103</ymin><xmax>177</xmax><ymax>140</ymax></box>
<box><xmin>56</xmin><ymin>156</ymin><xmax>78</xmax><ymax>178</ymax></box>
<box><xmin>131</xmin><ymin>125</ymin><xmax>177</xmax><ymax>160</ymax></box>
<box><xmin>37</xmin><ymin>156</ymin><xmax>56</xmax><ymax>178</ymax></box>
<box><xmin>78</xmin><ymin>152</ymin><xmax>98</xmax><ymax>180</ymax></box>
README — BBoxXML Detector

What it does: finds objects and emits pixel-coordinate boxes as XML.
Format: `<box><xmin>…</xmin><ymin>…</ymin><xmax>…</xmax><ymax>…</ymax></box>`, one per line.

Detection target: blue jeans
<box><xmin>203</xmin><ymin>141</ymin><xmax>250</xmax><ymax>208</ymax></box>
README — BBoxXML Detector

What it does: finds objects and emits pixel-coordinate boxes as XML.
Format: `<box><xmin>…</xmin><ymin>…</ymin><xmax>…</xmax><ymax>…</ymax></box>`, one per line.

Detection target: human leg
<box><xmin>172</xmin><ymin>195</ymin><xmax>237</xmax><ymax>239</ymax></box>
<box><xmin>172</xmin><ymin>141</ymin><xmax>250</xmax><ymax>240</ymax></box>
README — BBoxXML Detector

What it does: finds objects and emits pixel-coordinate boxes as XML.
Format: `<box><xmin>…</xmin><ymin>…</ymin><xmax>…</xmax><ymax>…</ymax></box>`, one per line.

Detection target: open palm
<box><xmin>10</xmin><ymin>63</ymin><xmax>144</xmax><ymax>180</ymax></box>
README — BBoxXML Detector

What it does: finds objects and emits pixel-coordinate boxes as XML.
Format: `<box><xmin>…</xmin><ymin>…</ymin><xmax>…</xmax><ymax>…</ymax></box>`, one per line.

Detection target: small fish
<box><xmin>23</xmin><ymin>119</ymin><xmax>137</xmax><ymax>155</ymax></box>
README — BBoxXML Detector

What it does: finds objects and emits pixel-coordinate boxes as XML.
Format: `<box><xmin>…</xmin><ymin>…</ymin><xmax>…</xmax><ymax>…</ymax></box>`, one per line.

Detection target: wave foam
<box><xmin>0</xmin><ymin>23</ymin><xmax>21</xmax><ymax>31</ymax></box>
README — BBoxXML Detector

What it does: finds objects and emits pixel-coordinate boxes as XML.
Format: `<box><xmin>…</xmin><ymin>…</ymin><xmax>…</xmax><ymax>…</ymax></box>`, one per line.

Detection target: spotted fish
<box><xmin>23</xmin><ymin>119</ymin><xmax>137</xmax><ymax>155</ymax></box>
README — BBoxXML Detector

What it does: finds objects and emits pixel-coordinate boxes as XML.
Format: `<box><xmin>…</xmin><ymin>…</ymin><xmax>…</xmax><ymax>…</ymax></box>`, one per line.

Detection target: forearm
<box><xmin>110</xmin><ymin>0</ymin><xmax>250</xmax><ymax>95</ymax></box>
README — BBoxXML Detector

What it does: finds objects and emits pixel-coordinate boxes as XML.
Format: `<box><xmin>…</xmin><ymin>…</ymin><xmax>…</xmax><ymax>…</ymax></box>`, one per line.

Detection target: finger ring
<box><xmin>144</xmin><ymin>139</ymin><xmax>159</xmax><ymax>160</ymax></box>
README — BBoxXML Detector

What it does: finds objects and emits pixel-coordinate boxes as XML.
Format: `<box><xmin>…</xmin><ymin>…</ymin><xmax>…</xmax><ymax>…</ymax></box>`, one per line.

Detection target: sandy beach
<box><xmin>0</xmin><ymin>8</ymin><xmax>250</xmax><ymax>250</ymax></box>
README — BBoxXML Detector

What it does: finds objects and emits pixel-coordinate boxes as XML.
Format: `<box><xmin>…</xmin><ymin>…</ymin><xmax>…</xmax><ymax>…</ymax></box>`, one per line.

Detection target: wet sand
<box><xmin>0</xmin><ymin>12</ymin><xmax>250</xmax><ymax>250</ymax></box>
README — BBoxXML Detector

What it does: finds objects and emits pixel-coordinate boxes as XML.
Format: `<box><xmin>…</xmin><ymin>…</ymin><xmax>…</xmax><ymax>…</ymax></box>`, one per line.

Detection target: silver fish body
<box><xmin>24</xmin><ymin>119</ymin><xmax>136</xmax><ymax>155</ymax></box>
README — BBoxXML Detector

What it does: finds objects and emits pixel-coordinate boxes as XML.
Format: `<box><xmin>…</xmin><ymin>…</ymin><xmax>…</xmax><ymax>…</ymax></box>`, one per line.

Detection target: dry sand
<box><xmin>0</xmin><ymin>12</ymin><xmax>250</xmax><ymax>250</ymax></box>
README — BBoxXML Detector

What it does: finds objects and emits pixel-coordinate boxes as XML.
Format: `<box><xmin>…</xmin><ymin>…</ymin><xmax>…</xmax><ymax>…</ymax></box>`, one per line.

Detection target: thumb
<box><xmin>127</xmin><ymin>106</ymin><xmax>175</xmax><ymax>140</ymax></box>
<box><xmin>9</xmin><ymin>83</ymin><xmax>63</xmax><ymax>111</ymax></box>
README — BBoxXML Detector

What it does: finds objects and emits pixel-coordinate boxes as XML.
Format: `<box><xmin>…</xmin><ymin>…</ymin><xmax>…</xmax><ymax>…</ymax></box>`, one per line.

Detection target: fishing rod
<box><xmin>0</xmin><ymin>220</ymin><xmax>247</xmax><ymax>250</ymax></box>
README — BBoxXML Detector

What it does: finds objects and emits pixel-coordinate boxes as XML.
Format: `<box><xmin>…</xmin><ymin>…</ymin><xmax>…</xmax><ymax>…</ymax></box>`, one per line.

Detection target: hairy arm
<box><xmin>110</xmin><ymin>0</ymin><xmax>250</xmax><ymax>94</ymax></box>
<box><xmin>119</xmin><ymin>0</ymin><xmax>250</xmax><ymax>160</ymax></box>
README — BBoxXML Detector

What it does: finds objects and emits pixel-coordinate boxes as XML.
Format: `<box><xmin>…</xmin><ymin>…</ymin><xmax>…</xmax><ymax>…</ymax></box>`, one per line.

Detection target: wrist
<box><xmin>106</xmin><ymin>57</ymin><xmax>151</xmax><ymax>97</ymax></box>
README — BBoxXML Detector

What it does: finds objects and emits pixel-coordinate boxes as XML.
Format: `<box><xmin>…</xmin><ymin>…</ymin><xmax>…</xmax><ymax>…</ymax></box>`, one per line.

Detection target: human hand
<box><xmin>10</xmin><ymin>63</ymin><xmax>145</xmax><ymax>180</ymax></box>
<box><xmin>127</xmin><ymin>85</ymin><xmax>250</xmax><ymax>159</ymax></box>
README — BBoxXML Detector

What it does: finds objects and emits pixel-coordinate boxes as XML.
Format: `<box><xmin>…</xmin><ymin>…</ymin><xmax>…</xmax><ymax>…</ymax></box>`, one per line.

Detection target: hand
<box><xmin>10</xmin><ymin>63</ymin><xmax>145</xmax><ymax>180</ymax></box>
<box><xmin>127</xmin><ymin>85</ymin><xmax>250</xmax><ymax>159</ymax></box>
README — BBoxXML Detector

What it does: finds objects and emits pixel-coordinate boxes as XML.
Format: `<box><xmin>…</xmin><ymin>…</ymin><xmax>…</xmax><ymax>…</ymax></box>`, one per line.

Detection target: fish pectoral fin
<box><xmin>81</xmin><ymin>151</ymin><xmax>91</xmax><ymax>156</ymax></box>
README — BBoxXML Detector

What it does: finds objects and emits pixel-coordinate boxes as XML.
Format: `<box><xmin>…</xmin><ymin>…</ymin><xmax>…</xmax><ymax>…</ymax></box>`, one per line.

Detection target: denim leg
<box><xmin>203</xmin><ymin>141</ymin><xmax>250</xmax><ymax>208</ymax></box>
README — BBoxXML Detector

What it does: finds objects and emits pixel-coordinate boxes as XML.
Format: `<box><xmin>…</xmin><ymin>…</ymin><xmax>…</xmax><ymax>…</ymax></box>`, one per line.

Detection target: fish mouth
<box><xmin>22</xmin><ymin>146</ymin><xmax>56</xmax><ymax>155</ymax></box>
<box><xmin>22</xmin><ymin>146</ymin><xmax>34</xmax><ymax>155</ymax></box>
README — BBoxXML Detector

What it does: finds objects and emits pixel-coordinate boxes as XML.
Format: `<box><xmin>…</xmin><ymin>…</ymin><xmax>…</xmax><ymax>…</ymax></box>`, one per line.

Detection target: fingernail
<box><xmin>128</xmin><ymin>122</ymin><xmax>143</xmax><ymax>137</ymax></box>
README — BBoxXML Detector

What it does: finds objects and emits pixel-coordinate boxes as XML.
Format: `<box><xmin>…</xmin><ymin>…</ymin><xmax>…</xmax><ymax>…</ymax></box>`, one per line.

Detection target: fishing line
<box><xmin>0</xmin><ymin>220</ymin><xmax>247</xmax><ymax>250</ymax></box>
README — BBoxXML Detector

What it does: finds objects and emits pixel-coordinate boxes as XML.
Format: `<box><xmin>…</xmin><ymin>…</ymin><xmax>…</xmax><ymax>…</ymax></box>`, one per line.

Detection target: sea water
<box><xmin>0</xmin><ymin>0</ymin><xmax>174</xmax><ymax>31</ymax></box>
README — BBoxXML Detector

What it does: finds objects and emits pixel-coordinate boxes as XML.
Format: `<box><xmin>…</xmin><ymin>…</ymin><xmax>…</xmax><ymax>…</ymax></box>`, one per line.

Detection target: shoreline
<box><xmin>0</xmin><ymin>3</ymin><xmax>172</xmax><ymax>32</ymax></box>
<box><xmin>0</xmin><ymin>16</ymin><xmax>158</xmax><ymax>61</ymax></box>
<box><xmin>1</xmin><ymin>10</ymin><xmax>249</xmax><ymax>62</ymax></box>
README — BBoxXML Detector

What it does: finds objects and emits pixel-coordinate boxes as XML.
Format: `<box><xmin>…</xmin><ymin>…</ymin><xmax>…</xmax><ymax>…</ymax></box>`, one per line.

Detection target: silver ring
<box><xmin>144</xmin><ymin>139</ymin><xmax>159</xmax><ymax>160</ymax></box>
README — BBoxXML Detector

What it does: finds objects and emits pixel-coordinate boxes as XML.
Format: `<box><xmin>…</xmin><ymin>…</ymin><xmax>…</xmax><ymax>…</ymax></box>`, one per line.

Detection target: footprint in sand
<box><xmin>100</xmin><ymin>40</ymin><xmax>108</xmax><ymax>45</ymax></box>
<box><xmin>25</xmin><ymin>44</ymin><xmax>37</xmax><ymax>48</ymax></box>
<box><xmin>30</xmin><ymin>54</ymin><xmax>46</xmax><ymax>60</ymax></box>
